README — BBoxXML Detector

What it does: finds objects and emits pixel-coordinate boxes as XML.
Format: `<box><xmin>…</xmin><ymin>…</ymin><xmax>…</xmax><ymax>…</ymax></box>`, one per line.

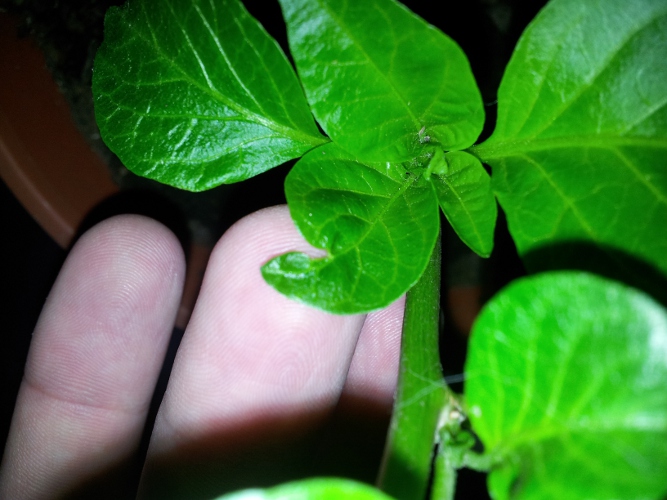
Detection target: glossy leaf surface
<box><xmin>431</xmin><ymin>150</ymin><xmax>496</xmax><ymax>258</ymax></box>
<box><xmin>213</xmin><ymin>477</ymin><xmax>396</xmax><ymax>500</ymax></box>
<box><xmin>278</xmin><ymin>0</ymin><xmax>484</xmax><ymax>162</ymax></box>
<box><xmin>473</xmin><ymin>0</ymin><xmax>667</xmax><ymax>277</ymax></box>
<box><xmin>465</xmin><ymin>272</ymin><xmax>667</xmax><ymax>499</ymax></box>
<box><xmin>93</xmin><ymin>0</ymin><xmax>325</xmax><ymax>191</ymax></box>
<box><xmin>262</xmin><ymin>143</ymin><xmax>439</xmax><ymax>314</ymax></box>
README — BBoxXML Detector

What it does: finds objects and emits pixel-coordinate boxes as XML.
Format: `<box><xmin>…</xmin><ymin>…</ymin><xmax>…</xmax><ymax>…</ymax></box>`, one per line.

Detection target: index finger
<box><xmin>140</xmin><ymin>206</ymin><xmax>402</xmax><ymax>497</ymax></box>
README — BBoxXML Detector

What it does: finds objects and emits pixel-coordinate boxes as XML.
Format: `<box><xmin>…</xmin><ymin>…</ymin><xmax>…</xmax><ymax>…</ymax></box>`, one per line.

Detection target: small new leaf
<box><xmin>431</xmin><ymin>151</ymin><xmax>496</xmax><ymax>258</ymax></box>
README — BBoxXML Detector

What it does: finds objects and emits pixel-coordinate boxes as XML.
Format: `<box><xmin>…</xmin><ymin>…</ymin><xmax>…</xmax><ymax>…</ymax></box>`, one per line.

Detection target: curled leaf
<box><xmin>262</xmin><ymin>144</ymin><xmax>439</xmax><ymax>314</ymax></box>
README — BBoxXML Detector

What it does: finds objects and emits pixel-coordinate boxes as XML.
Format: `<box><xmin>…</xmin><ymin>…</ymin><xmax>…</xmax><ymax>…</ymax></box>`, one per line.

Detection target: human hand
<box><xmin>0</xmin><ymin>206</ymin><xmax>404</xmax><ymax>499</ymax></box>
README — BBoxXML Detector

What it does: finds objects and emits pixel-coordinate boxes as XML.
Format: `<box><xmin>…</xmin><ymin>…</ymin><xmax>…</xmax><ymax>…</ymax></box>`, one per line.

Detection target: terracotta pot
<box><xmin>0</xmin><ymin>13</ymin><xmax>214</xmax><ymax>329</ymax></box>
<box><xmin>0</xmin><ymin>12</ymin><xmax>118</xmax><ymax>249</ymax></box>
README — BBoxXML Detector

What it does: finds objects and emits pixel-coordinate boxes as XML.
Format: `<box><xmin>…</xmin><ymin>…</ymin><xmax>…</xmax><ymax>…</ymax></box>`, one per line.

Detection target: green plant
<box><xmin>92</xmin><ymin>0</ymin><xmax>667</xmax><ymax>498</ymax></box>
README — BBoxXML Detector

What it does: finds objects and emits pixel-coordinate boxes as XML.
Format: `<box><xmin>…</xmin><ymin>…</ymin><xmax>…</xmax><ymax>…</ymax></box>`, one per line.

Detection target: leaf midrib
<box><xmin>492</xmin><ymin>415</ymin><xmax>667</xmax><ymax>463</ymax></box>
<box><xmin>515</xmin><ymin>8</ymin><xmax>666</xmax><ymax>140</ymax></box>
<box><xmin>313</xmin><ymin>173</ymin><xmax>417</xmax><ymax>256</ymax></box>
<box><xmin>435</xmin><ymin>175</ymin><xmax>485</xmax><ymax>252</ymax></box>
<box><xmin>470</xmin><ymin>134</ymin><xmax>667</xmax><ymax>161</ymax></box>
<box><xmin>308</xmin><ymin>173</ymin><xmax>423</xmax><ymax>309</ymax></box>
<box><xmin>315</xmin><ymin>0</ymin><xmax>421</xmax><ymax>130</ymax></box>
<box><xmin>127</xmin><ymin>1</ymin><xmax>325</xmax><ymax>149</ymax></box>
<box><xmin>472</xmin><ymin>134</ymin><xmax>667</xmax><ymax>209</ymax></box>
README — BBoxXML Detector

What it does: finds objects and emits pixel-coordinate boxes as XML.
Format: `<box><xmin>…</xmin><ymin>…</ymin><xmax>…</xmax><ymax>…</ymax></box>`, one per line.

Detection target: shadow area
<box><xmin>523</xmin><ymin>240</ymin><xmax>667</xmax><ymax>307</ymax></box>
<box><xmin>73</xmin><ymin>188</ymin><xmax>192</xmax><ymax>252</ymax></box>
<box><xmin>58</xmin><ymin>391</ymin><xmax>406</xmax><ymax>500</ymax></box>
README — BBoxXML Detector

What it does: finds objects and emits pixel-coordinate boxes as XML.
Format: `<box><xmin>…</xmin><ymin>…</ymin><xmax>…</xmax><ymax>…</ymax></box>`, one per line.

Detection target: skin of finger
<box><xmin>141</xmin><ymin>206</ymin><xmax>378</xmax><ymax>497</ymax></box>
<box><xmin>304</xmin><ymin>296</ymin><xmax>404</xmax><ymax>484</ymax></box>
<box><xmin>0</xmin><ymin>215</ymin><xmax>185</xmax><ymax>500</ymax></box>
<box><xmin>147</xmin><ymin>205</ymin><xmax>367</xmax><ymax>449</ymax></box>
<box><xmin>343</xmin><ymin>296</ymin><xmax>404</xmax><ymax>415</ymax></box>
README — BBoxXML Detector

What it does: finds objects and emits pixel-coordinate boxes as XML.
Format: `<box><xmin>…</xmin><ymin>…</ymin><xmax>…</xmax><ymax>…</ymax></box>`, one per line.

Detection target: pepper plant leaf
<box><xmin>261</xmin><ymin>0</ymin><xmax>492</xmax><ymax>312</ymax></box>
<box><xmin>465</xmin><ymin>272</ymin><xmax>667</xmax><ymax>500</ymax></box>
<box><xmin>93</xmin><ymin>0</ymin><xmax>326</xmax><ymax>191</ymax></box>
<box><xmin>472</xmin><ymin>0</ymin><xmax>667</xmax><ymax>278</ymax></box>
<box><xmin>430</xmin><ymin>150</ymin><xmax>496</xmax><ymax>258</ymax></box>
<box><xmin>277</xmin><ymin>0</ymin><xmax>484</xmax><ymax>163</ymax></box>
<box><xmin>262</xmin><ymin>143</ymin><xmax>439</xmax><ymax>314</ymax></box>
<box><xmin>212</xmin><ymin>477</ymin><xmax>396</xmax><ymax>500</ymax></box>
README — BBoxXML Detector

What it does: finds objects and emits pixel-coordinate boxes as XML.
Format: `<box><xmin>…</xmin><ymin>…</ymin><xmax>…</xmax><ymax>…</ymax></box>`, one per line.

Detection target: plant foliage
<box><xmin>93</xmin><ymin>0</ymin><xmax>327</xmax><ymax>191</ymax></box>
<box><xmin>465</xmin><ymin>272</ymin><xmax>667</xmax><ymax>500</ymax></box>
<box><xmin>94</xmin><ymin>0</ymin><xmax>495</xmax><ymax>313</ymax></box>
<box><xmin>212</xmin><ymin>477</ymin><xmax>395</xmax><ymax>500</ymax></box>
<box><xmin>92</xmin><ymin>0</ymin><xmax>667</xmax><ymax>498</ymax></box>
<box><xmin>472</xmin><ymin>0</ymin><xmax>667</xmax><ymax>281</ymax></box>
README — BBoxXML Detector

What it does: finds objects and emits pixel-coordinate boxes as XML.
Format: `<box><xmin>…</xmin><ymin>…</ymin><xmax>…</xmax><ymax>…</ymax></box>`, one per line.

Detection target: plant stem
<box><xmin>431</xmin><ymin>445</ymin><xmax>456</xmax><ymax>500</ymax></box>
<box><xmin>377</xmin><ymin>233</ymin><xmax>447</xmax><ymax>499</ymax></box>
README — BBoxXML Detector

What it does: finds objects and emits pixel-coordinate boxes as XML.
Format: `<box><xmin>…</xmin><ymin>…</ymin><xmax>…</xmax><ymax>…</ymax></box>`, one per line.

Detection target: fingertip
<box><xmin>0</xmin><ymin>214</ymin><xmax>186</xmax><ymax>499</ymax></box>
<box><xmin>150</xmin><ymin>205</ymin><xmax>365</xmax><ymax>451</ymax></box>
<box><xmin>27</xmin><ymin>213</ymin><xmax>186</xmax><ymax>411</ymax></box>
<box><xmin>343</xmin><ymin>296</ymin><xmax>405</xmax><ymax>415</ymax></box>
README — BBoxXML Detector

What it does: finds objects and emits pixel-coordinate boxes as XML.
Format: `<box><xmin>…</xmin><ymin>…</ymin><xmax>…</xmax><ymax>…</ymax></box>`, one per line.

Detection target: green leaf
<box><xmin>465</xmin><ymin>272</ymin><xmax>667</xmax><ymax>500</ymax></box>
<box><xmin>472</xmin><ymin>0</ymin><xmax>667</xmax><ymax>277</ymax></box>
<box><xmin>261</xmin><ymin>143</ymin><xmax>439</xmax><ymax>314</ymax></box>
<box><xmin>430</xmin><ymin>150</ymin><xmax>496</xmax><ymax>258</ymax></box>
<box><xmin>212</xmin><ymin>477</ymin><xmax>396</xmax><ymax>500</ymax></box>
<box><xmin>93</xmin><ymin>0</ymin><xmax>325</xmax><ymax>191</ymax></box>
<box><xmin>277</xmin><ymin>0</ymin><xmax>484</xmax><ymax>162</ymax></box>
